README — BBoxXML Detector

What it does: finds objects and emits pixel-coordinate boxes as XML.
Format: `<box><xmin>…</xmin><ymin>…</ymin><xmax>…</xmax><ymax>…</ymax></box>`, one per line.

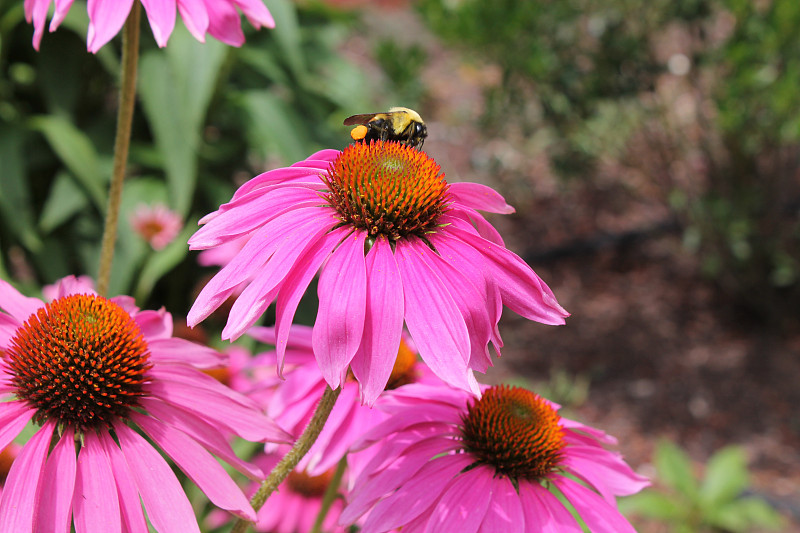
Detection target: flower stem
<box><xmin>231</xmin><ymin>386</ymin><xmax>342</xmax><ymax>533</ymax></box>
<box><xmin>96</xmin><ymin>0</ymin><xmax>141</xmax><ymax>297</ymax></box>
<box><xmin>310</xmin><ymin>455</ymin><xmax>348</xmax><ymax>533</ymax></box>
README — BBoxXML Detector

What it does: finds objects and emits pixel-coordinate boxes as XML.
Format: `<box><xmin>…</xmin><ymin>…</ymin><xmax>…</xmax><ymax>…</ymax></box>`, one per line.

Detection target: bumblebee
<box><xmin>343</xmin><ymin>107</ymin><xmax>428</xmax><ymax>148</ymax></box>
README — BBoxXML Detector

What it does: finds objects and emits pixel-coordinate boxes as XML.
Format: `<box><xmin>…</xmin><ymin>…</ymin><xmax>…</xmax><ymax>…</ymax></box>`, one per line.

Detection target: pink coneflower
<box><xmin>25</xmin><ymin>0</ymin><xmax>274</xmax><ymax>52</ymax></box>
<box><xmin>341</xmin><ymin>384</ymin><xmax>649</xmax><ymax>532</ymax></box>
<box><xmin>188</xmin><ymin>141</ymin><xmax>569</xmax><ymax>401</ymax></box>
<box><xmin>130</xmin><ymin>203</ymin><xmax>183</xmax><ymax>251</ymax></box>
<box><xmin>0</xmin><ymin>276</ymin><xmax>289</xmax><ymax>532</ymax></box>
<box><xmin>241</xmin><ymin>325</ymin><xmax>437</xmax><ymax>475</ymax></box>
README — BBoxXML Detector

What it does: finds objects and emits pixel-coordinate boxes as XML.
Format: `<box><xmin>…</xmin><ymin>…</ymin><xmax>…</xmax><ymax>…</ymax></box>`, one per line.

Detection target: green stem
<box><xmin>96</xmin><ymin>0</ymin><xmax>141</xmax><ymax>297</ymax></box>
<box><xmin>310</xmin><ymin>456</ymin><xmax>348</xmax><ymax>533</ymax></box>
<box><xmin>231</xmin><ymin>386</ymin><xmax>342</xmax><ymax>533</ymax></box>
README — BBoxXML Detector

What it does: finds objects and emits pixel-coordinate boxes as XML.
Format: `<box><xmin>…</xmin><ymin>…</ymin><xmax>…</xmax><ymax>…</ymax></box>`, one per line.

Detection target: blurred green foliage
<box><xmin>416</xmin><ymin>0</ymin><xmax>800</xmax><ymax>323</ymax></box>
<box><xmin>0</xmin><ymin>0</ymin><xmax>369</xmax><ymax>312</ymax></box>
<box><xmin>621</xmin><ymin>441</ymin><xmax>784</xmax><ymax>532</ymax></box>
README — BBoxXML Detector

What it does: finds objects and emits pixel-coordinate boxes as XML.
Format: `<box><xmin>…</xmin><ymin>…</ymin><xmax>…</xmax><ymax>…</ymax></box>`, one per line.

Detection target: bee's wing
<box><xmin>343</xmin><ymin>113</ymin><xmax>380</xmax><ymax>126</ymax></box>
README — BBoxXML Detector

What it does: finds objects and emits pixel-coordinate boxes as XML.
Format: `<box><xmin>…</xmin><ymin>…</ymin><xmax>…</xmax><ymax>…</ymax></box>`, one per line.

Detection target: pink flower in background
<box><xmin>188</xmin><ymin>141</ymin><xmax>569</xmax><ymax>401</ymax></box>
<box><xmin>341</xmin><ymin>384</ymin><xmax>649</xmax><ymax>533</ymax></box>
<box><xmin>25</xmin><ymin>0</ymin><xmax>274</xmax><ymax>52</ymax></box>
<box><xmin>209</xmin><ymin>447</ymin><xmax>349</xmax><ymax>533</ymax></box>
<box><xmin>0</xmin><ymin>276</ymin><xmax>289</xmax><ymax>532</ymax></box>
<box><xmin>239</xmin><ymin>325</ymin><xmax>439</xmax><ymax>474</ymax></box>
<box><xmin>130</xmin><ymin>203</ymin><xmax>183</xmax><ymax>251</ymax></box>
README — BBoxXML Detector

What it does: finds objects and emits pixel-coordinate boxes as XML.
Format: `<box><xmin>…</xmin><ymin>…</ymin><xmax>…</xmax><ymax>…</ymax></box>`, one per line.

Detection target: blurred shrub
<box><xmin>417</xmin><ymin>0</ymin><xmax>800</xmax><ymax>323</ymax></box>
<box><xmin>621</xmin><ymin>441</ymin><xmax>784</xmax><ymax>532</ymax></box>
<box><xmin>0</xmin><ymin>0</ymin><xmax>367</xmax><ymax>310</ymax></box>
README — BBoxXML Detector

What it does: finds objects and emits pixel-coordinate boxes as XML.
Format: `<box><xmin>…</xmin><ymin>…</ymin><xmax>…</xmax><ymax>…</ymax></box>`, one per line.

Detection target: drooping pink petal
<box><xmin>274</xmin><ymin>229</ymin><xmax>345</xmax><ymax>374</ymax></box>
<box><xmin>49</xmin><ymin>0</ymin><xmax>75</xmax><ymax>31</ymax></box>
<box><xmin>132</xmin><ymin>413</ymin><xmax>256</xmax><ymax>521</ymax></box>
<box><xmin>0</xmin><ymin>279</ymin><xmax>42</xmax><ymax>323</ymax></box>
<box><xmin>478</xmin><ymin>476</ymin><xmax>525</xmax><ymax>533</ymax></box>
<box><xmin>233</xmin><ymin>0</ymin><xmax>275</xmax><ymax>28</ymax></box>
<box><xmin>350</xmin><ymin>237</ymin><xmax>404</xmax><ymax>406</ymax></box>
<box><xmin>36</xmin><ymin>427</ymin><xmax>76</xmax><ymax>533</ymax></box>
<box><xmin>87</xmin><ymin>0</ymin><xmax>135</xmax><ymax>53</ymax></box>
<box><xmin>140</xmin><ymin>397</ymin><xmax>264</xmax><ymax>480</ymax></box>
<box><xmin>313</xmin><ymin>231</ymin><xmax>367</xmax><ymax>389</ymax></box>
<box><xmin>26</xmin><ymin>0</ymin><xmax>50</xmax><ymax>49</ymax></box>
<box><xmin>518</xmin><ymin>481</ymin><xmax>582</xmax><ymax>533</ymax></box>
<box><xmin>562</xmin><ymin>446</ymin><xmax>650</xmax><ymax>502</ymax></box>
<box><xmin>0</xmin><ymin>422</ymin><xmax>54</xmax><ymax>533</ymax></box>
<box><xmin>553</xmin><ymin>476</ymin><xmax>637</xmax><ymax>533</ymax></box>
<box><xmin>248</xmin><ymin>325</ymin><xmax>313</xmax><ymax>352</ymax></box>
<box><xmin>134</xmin><ymin>308</ymin><xmax>173</xmax><ymax>339</ymax></box>
<box><xmin>176</xmin><ymin>0</ymin><xmax>208</xmax><ymax>41</ymax></box>
<box><xmin>229</xmin><ymin>168</ymin><xmax>327</xmax><ymax>203</ymax></box>
<box><xmin>140</xmin><ymin>0</ymin><xmax>176</xmax><ymax>47</ymax></box>
<box><xmin>147</xmin><ymin>338</ymin><xmax>225</xmax><ymax>368</ymax></box>
<box><xmin>448</xmin><ymin>182</ymin><xmax>515</xmax><ymax>214</ymax></box>
<box><xmin>395</xmin><ymin>240</ymin><xmax>472</xmax><ymax>392</ymax></box>
<box><xmin>0</xmin><ymin>401</ymin><xmax>35</xmax><ymax>452</ymax></box>
<box><xmin>115</xmin><ymin>422</ymin><xmax>201</xmax><ymax>533</ymax></box>
<box><xmin>99</xmin><ymin>432</ymin><xmax>149</xmax><ymax>533</ymax></box>
<box><xmin>423</xmin><ymin>465</ymin><xmax>493</xmax><ymax>533</ymax></box>
<box><xmin>73</xmin><ymin>433</ymin><xmax>121</xmax><ymax>533</ymax></box>
<box><xmin>359</xmin><ymin>454</ymin><xmax>472</xmax><ymax>532</ymax></box>
<box><xmin>203</xmin><ymin>0</ymin><xmax>245</xmax><ymax>46</ymax></box>
<box><xmin>146</xmin><ymin>379</ymin><xmax>290</xmax><ymax>443</ymax></box>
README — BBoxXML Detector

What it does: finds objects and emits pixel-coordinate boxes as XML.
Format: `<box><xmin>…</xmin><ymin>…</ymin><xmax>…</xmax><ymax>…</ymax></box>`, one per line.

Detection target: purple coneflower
<box><xmin>25</xmin><ymin>0</ymin><xmax>274</xmax><ymax>52</ymax></box>
<box><xmin>0</xmin><ymin>276</ymin><xmax>289</xmax><ymax>532</ymax></box>
<box><xmin>188</xmin><ymin>141</ymin><xmax>569</xmax><ymax>403</ymax></box>
<box><xmin>341</xmin><ymin>384</ymin><xmax>649</xmax><ymax>533</ymax></box>
<box><xmin>130</xmin><ymin>203</ymin><xmax>183</xmax><ymax>251</ymax></box>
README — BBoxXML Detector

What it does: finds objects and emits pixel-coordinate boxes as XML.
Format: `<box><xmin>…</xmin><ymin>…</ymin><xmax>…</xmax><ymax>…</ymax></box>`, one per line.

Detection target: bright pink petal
<box><xmin>26</xmin><ymin>0</ymin><xmax>51</xmax><ymax>49</ymax></box>
<box><xmin>0</xmin><ymin>279</ymin><xmax>43</xmax><ymax>323</ymax></box>
<box><xmin>248</xmin><ymin>324</ymin><xmax>313</xmax><ymax>351</ymax></box>
<box><xmin>115</xmin><ymin>423</ymin><xmax>201</xmax><ymax>533</ymax></box>
<box><xmin>230</xmin><ymin>168</ymin><xmax>327</xmax><ymax>203</ymax></box>
<box><xmin>562</xmin><ymin>446</ymin><xmax>649</xmax><ymax>502</ymax></box>
<box><xmin>350</xmin><ymin>237</ymin><xmax>404</xmax><ymax>406</ymax></box>
<box><xmin>37</xmin><ymin>428</ymin><xmax>76</xmax><ymax>533</ymax></box>
<box><xmin>0</xmin><ymin>401</ymin><xmax>35</xmax><ymax>452</ymax></box>
<box><xmin>423</xmin><ymin>466</ymin><xmax>493</xmax><ymax>533</ymax></box>
<box><xmin>43</xmin><ymin>275</ymin><xmax>96</xmax><ymax>301</ymax></box>
<box><xmin>50</xmin><ymin>0</ymin><xmax>76</xmax><ymax>30</ymax></box>
<box><xmin>135</xmin><ymin>308</ymin><xmax>172</xmax><ymax>339</ymax></box>
<box><xmin>313</xmin><ymin>231</ymin><xmax>367</xmax><ymax>389</ymax></box>
<box><xmin>274</xmin><ymin>228</ymin><xmax>345</xmax><ymax>375</ymax></box>
<box><xmin>553</xmin><ymin>476</ymin><xmax>637</xmax><ymax>533</ymax></box>
<box><xmin>448</xmin><ymin>182</ymin><xmax>514</xmax><ymax>214</ymax></box>
<box><xmin>519</xmin><ymin>481</ymin><xmax>581</xmax><ymax>533</ymax></box>
<box><xmin>73</xmin><ymin>433</ymin><xmax>121</xmax><ymax>533</ymax></box>
<box><xmin>233</xmin><ymin>0</ymin><xmax>274</xmax><ymax>28</ymax></box>
<box><xmin>133</xmin><ymin>413</ymin><xmax>256</xmax><ymax>521</ymax></box>
<box><xmin>140</xmin><ymin>397</ymin><xmax>263</xmax><ymax>480</ymax></box>
<box><xmin>395</xmin><ymin>240</ymin><xmax>472</xmax><ymax>392</ymax></box>
<box><xmin>87</xmin><ymin>0</ymin><xmax>134</xmax><ymax>53</ymax></box>
<box><xmin>140</xmin><ymin>0</ymin><xmax>176</xmax><ymax>47</ymax></box>
<box><xmin>177</xmin><ymin>0</ymin><xmax>208</xmax><ymax>41</ymax></box>
<box><xmin>99</xmin><ymin>432</ymin><xmax>149</xmax><ymax>533</ymax></box>
<box><xmin>203</xmin><ymin>0</ymin><xmax>245</xmax><ymax>46</ymax></box>
<box><xmin>446</xmin><ymin>208</ymin><xmax>506</xmax><ymax>246</ymax></box>
<box><xmin>147</xmin><ymin>338</ymin><xmax>225</xmax><ymax>368</ymax></box>
<box><xmin>359</xmin><ymin>454</ymin><xmax>472</xmax><ymax>531</ymax></box>
<box><xmin>0</xmin><ymin>313</ymin><xmax>20</xmax><ymax>348</ymax></box>
<box><xmin>0</xmin><ymin>422</ymin><xmax>54</xmax><ymax>533</ymax></box>
<box><xmin>478</xmin><ymin>476</ymin><xmax>525</xmax><ymax>533</ymax></box>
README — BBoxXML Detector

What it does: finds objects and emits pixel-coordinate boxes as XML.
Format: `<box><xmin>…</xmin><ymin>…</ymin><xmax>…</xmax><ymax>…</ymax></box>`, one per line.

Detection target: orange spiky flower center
<box><xmin>460</xmin><ymin>385</ymin><xmax>565</xmax><ymax>480</ymax></box>
<box><xmin>324</xmin><ymin>140</ymin><xmax>450</xmax><ymax>241</ymax></box>
<box><xmin>5</xmin><ymin>294</ymin><xmax>152</xmax><ymax>431</ymax></box>
<box><xmin>384</xmin><ymin>338</ymin><xmax>418</xmax><ymax>390</ymax></box>
<box><xmin>287</xmin><ymin>468</ymin><xmax>334</xmax><ymax>498</ymax></box>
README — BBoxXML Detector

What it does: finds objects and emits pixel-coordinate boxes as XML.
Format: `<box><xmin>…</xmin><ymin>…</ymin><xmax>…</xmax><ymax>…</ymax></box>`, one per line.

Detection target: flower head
<box><xmin>189</xmin><ymin>141</ymin><xmax>569</xmax><ymax>403</ymax></box>
<box><xmin>130</xmin><ymin>203</ymin><xmax>183</xmax><ymax>251</ymax></box>
<box><xmin>341</xmin><ymin>384</ymin><xmax>649</xmax><ymax>533</ymax></box>
<box><xmin>25</xmin><ymin>0</ymin><xmax>274</xmax><ymax>52</ymax></box>
<box><xmin>0</xmin><ymin>276</ymin><xmax>289</xmax><ymax>532</ymax></box>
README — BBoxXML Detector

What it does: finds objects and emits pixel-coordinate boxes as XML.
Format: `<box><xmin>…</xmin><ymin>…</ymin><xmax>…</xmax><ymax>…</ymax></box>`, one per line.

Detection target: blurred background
<box><xmin>1</xmin><ymin>0</ymin><xmax>798</xmax><ymax>530</ymax></box>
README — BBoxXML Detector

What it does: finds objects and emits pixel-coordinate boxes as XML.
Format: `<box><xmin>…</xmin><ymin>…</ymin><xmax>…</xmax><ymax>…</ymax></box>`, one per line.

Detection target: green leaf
<box><xmin>138</xmin><ymin>24</ymin><xmax>227</xmax><ymax>217</ymax></box>
<box><xmin>267</xmin><ymin>0</ymin><xmax>306</xmax><ymax>78</ymax></box>
<box><xmin>699</xmin><ymin>446</ymin><xmax>749</xmax><ymax>509</ymax></box>
<box><xmin>134</xmin><ymin>224</ymin><xmax>194</xmax><ymax>303</ymax></box>
<box><xmin>0</xmin><ymin>126</ymin><xmax>41</xmax><ymax>252</ymax></box>
<box><xmin>619</xmin><ymin>491</ymin><xmax>687</xmax><ymax>522</ymax></box>
<box><xmin>29</xmin><ymin>115</ymin><xmax>106</xmax><ymax>211</ymax></box>
<box><xmin>708</xmin><ymin>497</ymin><xmax>784</xmax><ymax>532</ymax></box>
<box><xmin>39</xmin><ymin>171</ymin><xmax>90</xmax><ymax>233</ymax></box>
<box><xmin>654</xmin><ymin>440</ymin><xmax>699</xmax><ymax>499</ymax></box>
<box><xmin>241</xmin><ymin>90</ymin><xmax>310</xmax><ymax>164</ymax></box>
